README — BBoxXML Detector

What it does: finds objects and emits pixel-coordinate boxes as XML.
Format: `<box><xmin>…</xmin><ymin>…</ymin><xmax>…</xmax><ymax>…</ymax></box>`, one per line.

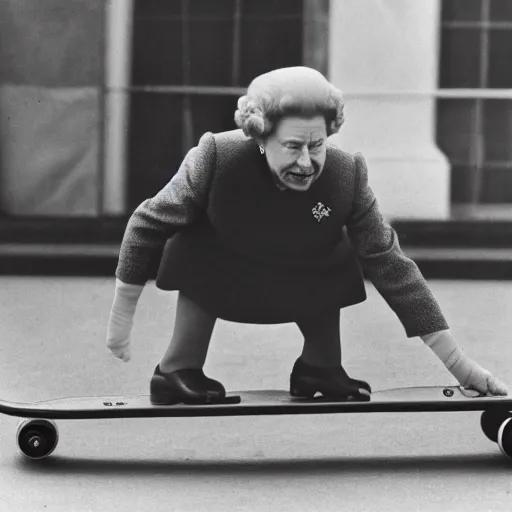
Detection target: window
<box><xmin>127</xmin><ymin>0</ymin><xmax>317</xmax><ymax>210</ymax></box>
<box><xmin>437</xmin><ymin>0</ymin><xmax>512</xmax><ymax>210</ymax></box>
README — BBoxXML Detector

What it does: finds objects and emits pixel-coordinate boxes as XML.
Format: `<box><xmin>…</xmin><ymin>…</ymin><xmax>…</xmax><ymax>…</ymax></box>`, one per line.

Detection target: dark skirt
<box><xmin>156</xmin><ymin>222</ymin><xmax>367</xmax><ymax>324</ymax></box>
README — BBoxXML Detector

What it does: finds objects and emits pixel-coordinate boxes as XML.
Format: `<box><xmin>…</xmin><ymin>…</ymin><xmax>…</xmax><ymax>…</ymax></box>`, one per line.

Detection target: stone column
<box><xmin>328</xmin><ymin>0</ymin><xmax>450</xmax><ymax>220</ymax></box>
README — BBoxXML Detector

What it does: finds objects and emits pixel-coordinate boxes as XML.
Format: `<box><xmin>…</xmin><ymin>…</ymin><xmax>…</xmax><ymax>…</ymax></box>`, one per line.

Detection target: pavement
<box><xmin>1</xmin><ymin>277</ymin><xmax>512</xmax><ymax>511</ymax></box>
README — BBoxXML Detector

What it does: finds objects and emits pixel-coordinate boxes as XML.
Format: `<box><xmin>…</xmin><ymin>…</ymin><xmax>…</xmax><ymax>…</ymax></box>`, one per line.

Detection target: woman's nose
<box><xmin>297</xmin><ymin>146</ymin><xmax>311</xmax><ymax>167</ymax></box>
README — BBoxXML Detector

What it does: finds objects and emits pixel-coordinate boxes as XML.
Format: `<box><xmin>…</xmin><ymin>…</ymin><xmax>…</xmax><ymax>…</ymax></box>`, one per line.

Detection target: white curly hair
<box><xmin>234</xmin><ymin>66</ymin><xmax>345</xmax><ymax>140</ymax></box>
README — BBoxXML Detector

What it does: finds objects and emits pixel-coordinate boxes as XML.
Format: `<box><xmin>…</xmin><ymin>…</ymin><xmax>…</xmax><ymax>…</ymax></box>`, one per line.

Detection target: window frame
<box><xmin>436</xmin><ymin>0</ymin><xmax>512</xmax><ymax>206</ymax></box>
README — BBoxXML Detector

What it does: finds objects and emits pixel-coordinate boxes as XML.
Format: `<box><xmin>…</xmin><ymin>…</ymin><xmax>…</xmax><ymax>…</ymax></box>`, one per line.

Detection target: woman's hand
<box><xmin>106</xmin><ymin>279</ymin><xmax>144</xmax><ymax>362</ymax></box>
<box><xmin>450</xmin><ymin>357</ymin><xmax>508</xmax><ymax>396</ymax></box>
<box><xmin>423</xmin><ymin>330</ymin><xmax>508</xmax><ymax>397</ymax></box>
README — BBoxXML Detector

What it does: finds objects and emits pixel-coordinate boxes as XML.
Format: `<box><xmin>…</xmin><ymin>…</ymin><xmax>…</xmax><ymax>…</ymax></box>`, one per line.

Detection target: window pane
<box><xmin>439</xmin><ymin>29</ymin><xmax>482</xmax><ymax>87</ymax></box>
<box><xmin>442</xmin><ymin>0</ymin><xmax>482</xmax><ymax>22</ymax></box>
<box><xmin>242</xmin><ymin>0</ymin><xmax>303</xmax><ymax>18</ymax></box>
<box><xmin>189</xmin><ymin>20</ymin><xmax>234</xmax><ymax>85</ymax></box>
<box><xmin>484</xmin><ymin>100</ymin><xmax>512</xmax><ymax>162</ymax></box>
<box><xmin>127</xmin><ymin>94</ymin><xmax>184</xmax><ymax>209</ymax></box>
<box><xmin>451</xmin><ymin>164</ymin><xmax>480</xmax><ymax>203</ymax></box>
<box><xmin>240</xmin><ymin>19</ymin><xmax>303</xmax><ymax>85</ymax></box>
<box><xmin>191</xmin><ymin>95</ymin><xmax>239</xmax><ymax>137</ymax></box>
<box><xmin>488</xmin><ymin>30</ymin><xmax>512</xmax><ymax>87</ymax></box>
<box><xmin>436</xmin><ymin>99</ymin><xmax>476</xmax><ymax>162</ymax></box>
<box><xmin>0</xmin><ymin>0</ymin><xmax>104</xmax><ymax>87</ymax></box>
<box><xmin>189</xmin><ymin>0</ymin><xmax>235</xmax><ymax>18</ymax></box>
<box><xmin>131</xmin><ymin>20</ymin><xmax>183</xmax><ymax>85</ymax></box>
<box><xmin>481</xmin><ymin>166</ymin><xmax>512</xmax><ymax>202</ymax></box>
<box><xmin>490</xmin><ymin>0</ymin><xmax>512</xmax><ymax>21</ymax></box>
<box><xmin>134</xmin><ymin>0</ymin><xmax>181</xmax><ymax>18</ymax></box>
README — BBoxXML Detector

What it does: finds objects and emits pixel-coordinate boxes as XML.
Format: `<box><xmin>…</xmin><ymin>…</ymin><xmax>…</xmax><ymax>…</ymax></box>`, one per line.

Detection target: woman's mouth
<box><xmin>287</xmin><ymin>172</ymin><xmax>314</xmax><ymax>184</ymax></box>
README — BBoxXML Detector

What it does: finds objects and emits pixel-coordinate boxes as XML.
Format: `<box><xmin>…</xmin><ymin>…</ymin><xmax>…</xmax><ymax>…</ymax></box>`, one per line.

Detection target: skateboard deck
<box><xmin>1</xmin><ymin>385</ymin><xmax>511</xmax><ymax>420</ymax></box>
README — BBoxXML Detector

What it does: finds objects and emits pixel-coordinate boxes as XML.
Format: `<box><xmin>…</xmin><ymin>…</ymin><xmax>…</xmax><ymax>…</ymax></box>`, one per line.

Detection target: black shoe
<box><xmin>150</xmin><ymin>365</ymin><xmax>226</xmax><ymax>405</ymax></box>
<box><xmin>290</xmin><ymin>357</ymin><xmax>371</xmax><ymax>401</ymax></box>
<box><xmin>200</xmin><ymin>370</ymin><xmax>226</xmax><ymax>399</ymax></box>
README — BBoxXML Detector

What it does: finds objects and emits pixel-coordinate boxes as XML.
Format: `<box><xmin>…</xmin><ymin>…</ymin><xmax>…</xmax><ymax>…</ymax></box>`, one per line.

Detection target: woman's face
<box><xmin>261</xmin><ymin>115</ymin><xmax>327</xmax><ymax>192</ymax></box>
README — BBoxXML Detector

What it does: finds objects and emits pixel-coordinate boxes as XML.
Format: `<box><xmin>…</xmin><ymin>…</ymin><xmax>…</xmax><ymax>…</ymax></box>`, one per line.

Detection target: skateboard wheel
<box><xmin>16</xmin><ymin>419</ymin><xmax>59</xmax><ymax>460</ymax></box>
<box><xmin>480</xmin><ymin>409</ymin><xmax>511</xmax><ymax>443</ymax></box>
<box><xmin>497</xmin><ymin>418</ymin><xmax>512</xmax><ymax>459</ymax></box>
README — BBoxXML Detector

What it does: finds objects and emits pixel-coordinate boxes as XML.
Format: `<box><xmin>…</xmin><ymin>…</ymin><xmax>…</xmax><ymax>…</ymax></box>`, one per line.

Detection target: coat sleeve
<box><xmin>345</xmin><ymin>153</ymin><xmax>449</xmax><ymax>337</ymax></box>
<box><xmin>115</xmin><ymin>132</ymin><xmax>217</xmax><ymax>285</ymax></box>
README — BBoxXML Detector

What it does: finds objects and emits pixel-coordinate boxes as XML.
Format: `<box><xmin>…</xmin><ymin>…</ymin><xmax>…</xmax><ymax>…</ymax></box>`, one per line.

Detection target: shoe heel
<box><xmin>150</xmin><ymin>395</ymin><xmax>180</xmax><ymax>406</ymax></box>
<box><xmin>290</xmin><ymin>383</ymin><xmax>317</xmax><ymax>399</ymax></box>
<box><xmin>150</xmin><ymin>376</ymin><xmax>180</xmax><ymax>405</ymax></box>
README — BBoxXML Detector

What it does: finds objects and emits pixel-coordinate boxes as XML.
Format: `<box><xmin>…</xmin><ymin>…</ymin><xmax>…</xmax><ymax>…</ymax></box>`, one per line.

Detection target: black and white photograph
<box><xmin>1</xmin><ymin>1</ymin><xmax>512</xmax><ymax>510</ymax></box>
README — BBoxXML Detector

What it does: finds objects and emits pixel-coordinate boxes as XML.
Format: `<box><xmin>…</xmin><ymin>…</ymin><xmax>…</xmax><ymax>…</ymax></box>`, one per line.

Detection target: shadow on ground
<box><xmin>18</xmin><ymin>453</ymin><xmax>512</xmax><ymax>476</ymax></box>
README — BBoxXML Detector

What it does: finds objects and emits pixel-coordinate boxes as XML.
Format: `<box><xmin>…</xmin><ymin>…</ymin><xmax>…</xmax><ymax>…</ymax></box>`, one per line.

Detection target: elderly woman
<box><xmin>107</xmin><ymin>66</ymin><xmax>507</xmax><ymax>405</ymax></box>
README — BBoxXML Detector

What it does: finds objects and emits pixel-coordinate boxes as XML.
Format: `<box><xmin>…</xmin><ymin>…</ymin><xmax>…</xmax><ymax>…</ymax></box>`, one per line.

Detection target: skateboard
<box><xmin>1</xmin><ymin>385</ymin><xmax>512</xmax><ymax>460</ymax></box>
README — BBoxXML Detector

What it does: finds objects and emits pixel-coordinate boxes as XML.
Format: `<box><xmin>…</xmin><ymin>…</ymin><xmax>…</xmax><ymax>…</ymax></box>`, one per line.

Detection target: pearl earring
<box><xmin>259</xmin><ymin>145</ymin><xmax>265</xmax><ymax>155</ymax></box>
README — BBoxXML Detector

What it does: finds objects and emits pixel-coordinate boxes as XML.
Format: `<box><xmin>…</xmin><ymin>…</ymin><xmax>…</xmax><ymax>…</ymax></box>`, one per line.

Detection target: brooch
<box><xmin>312</xmin><ymin>202</ymin><xmax>331</xmax><ymax>223</ymax></box>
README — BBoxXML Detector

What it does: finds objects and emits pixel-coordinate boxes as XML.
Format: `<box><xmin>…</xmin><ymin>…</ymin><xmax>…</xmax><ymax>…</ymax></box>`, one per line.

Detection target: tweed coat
<box><xmin>115</xmin><ymin>130</ymin><xmax>448</xmax><ymax>336</ymax></box>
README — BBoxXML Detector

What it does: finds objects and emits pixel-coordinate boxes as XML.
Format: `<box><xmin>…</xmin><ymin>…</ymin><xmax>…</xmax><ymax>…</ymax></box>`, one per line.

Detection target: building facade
<box><xmin>1</xmin><ymin>0</ymin><xmax>511</xmax><ymax>222</ymax></box>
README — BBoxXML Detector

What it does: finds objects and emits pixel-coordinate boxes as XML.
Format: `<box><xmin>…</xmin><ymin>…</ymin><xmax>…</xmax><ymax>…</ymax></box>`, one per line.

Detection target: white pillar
<box><xmin>103</xmin><ymin>0</ymin><xmax>134</xmax><ymax>215</ymax></box>
<box><xmin>328</xmin><ymin>0</ymin><xmax>450</xmax><ymax>220</ymax></box>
